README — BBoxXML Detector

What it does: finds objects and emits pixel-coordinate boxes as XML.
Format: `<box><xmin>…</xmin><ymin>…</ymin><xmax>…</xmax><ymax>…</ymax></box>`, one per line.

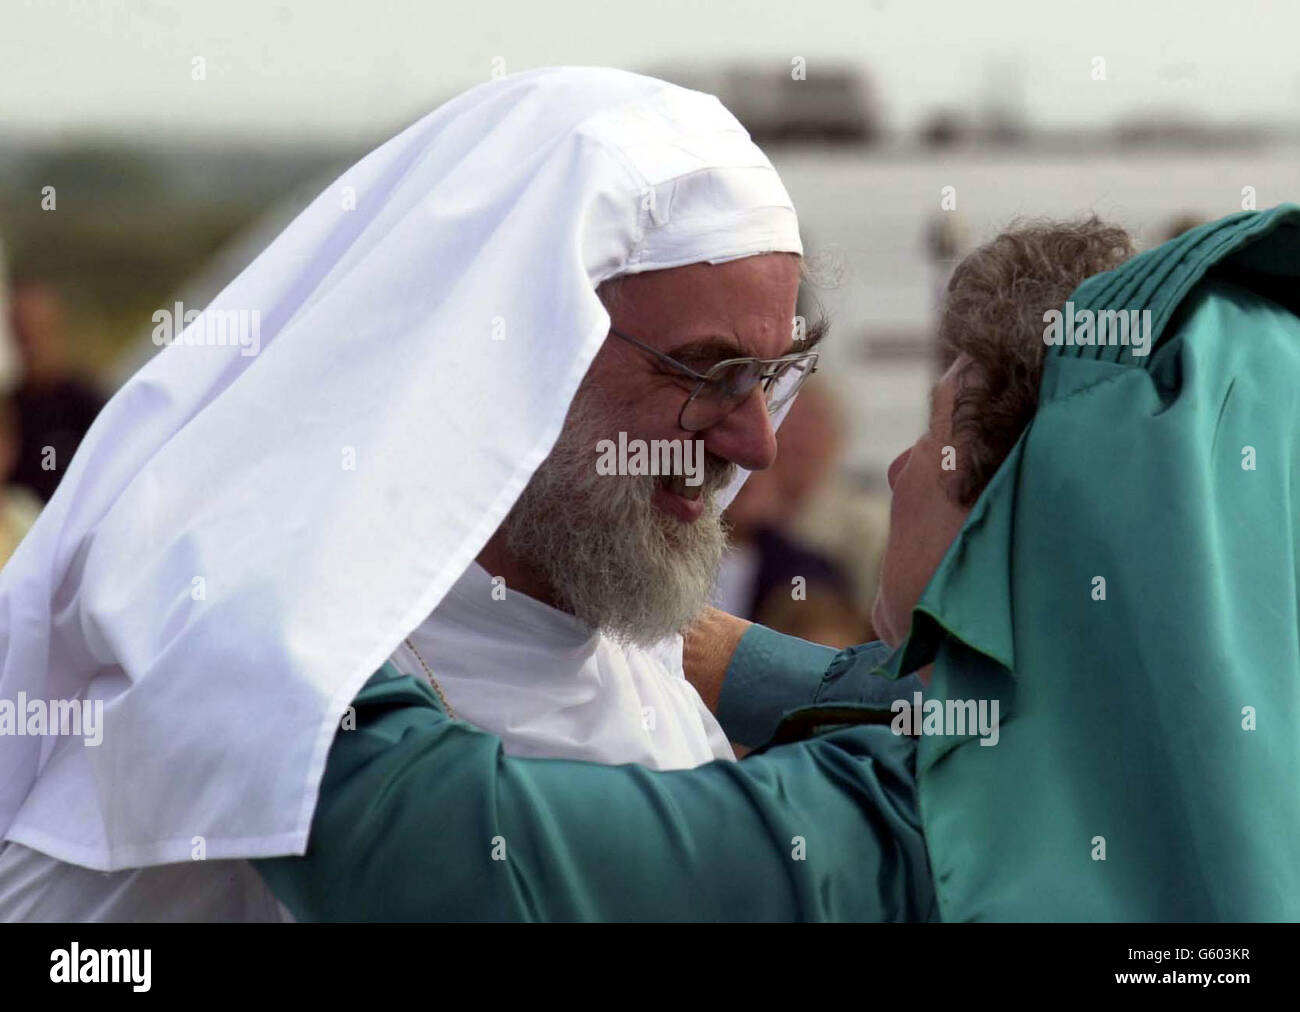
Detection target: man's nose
<box><xmin>701</xmin><ymin>388</ymin><xmax>778</xmax><ymax>472</ymax></box>
<box><xmin>886</xmin><ymin>446</ymin><xmax>912</xmax><ymax>491</ymax></box>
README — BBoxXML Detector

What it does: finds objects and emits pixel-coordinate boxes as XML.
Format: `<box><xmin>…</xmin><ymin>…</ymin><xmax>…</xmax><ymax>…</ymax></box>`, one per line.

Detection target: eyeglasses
<box><xmin>609</xmin><ymin>327</ymin><xmax>820</xmax><ymax>433</ymax></box>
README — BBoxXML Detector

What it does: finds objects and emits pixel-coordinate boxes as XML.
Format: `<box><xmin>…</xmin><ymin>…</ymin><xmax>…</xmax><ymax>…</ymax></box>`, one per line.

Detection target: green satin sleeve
<box><xmin>253</xmin><ymin>662</ymin><xmax>937</xmax><ymax>922</ymax></box>
<box><xmin>717</xmin><ymin>624</ymin><xmax>925</xmax><ymax>747</ymax></box>
<box><xmin>716</xmin><ymin>625</ymin><xmax>835</xmax><ymax>746</ymax></box>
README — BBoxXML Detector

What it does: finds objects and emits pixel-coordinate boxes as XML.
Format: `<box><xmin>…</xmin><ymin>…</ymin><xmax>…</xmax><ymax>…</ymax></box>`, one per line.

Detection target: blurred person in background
<box><xmin>0</xmin><ymin>242</ymin><xmax>41</xmax><ymax>566</ymax></box>
<box><xmin>715</xmin><ymin>377</ymin><xmax>882</xmax><ymax>648</ymax></box>
<box><xmin>783</xmin><ymin>379</ymin><xmax>894</xmax><ymax>636</ymax></box>
<box><xmin>8</xmin><ymin>276</ymin><xmax>105</xmax><ymax>504</ymax></box>
<box><xmin>0</xmin><ymin>398</ymin><xmax>41</xmax><ymax>568</ymax></box>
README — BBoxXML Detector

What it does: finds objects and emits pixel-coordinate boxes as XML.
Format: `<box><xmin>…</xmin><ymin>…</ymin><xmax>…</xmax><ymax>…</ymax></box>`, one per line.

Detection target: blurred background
<box><xmin>3</xmin><ymin>0</ymin><xmax>1300</xmax><ymax>642</ymax></box>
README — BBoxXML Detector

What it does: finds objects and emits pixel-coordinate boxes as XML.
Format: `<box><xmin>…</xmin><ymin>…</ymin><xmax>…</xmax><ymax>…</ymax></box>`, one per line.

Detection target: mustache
<box><xmin>699</xmin><ymin>454</ymin><xmax>737</xmax><ymax>493</ymax></box>
<box><xmin>636</xmin><ymin>452</ymin><xmax>736</xmax><ymax>496</ymax></box>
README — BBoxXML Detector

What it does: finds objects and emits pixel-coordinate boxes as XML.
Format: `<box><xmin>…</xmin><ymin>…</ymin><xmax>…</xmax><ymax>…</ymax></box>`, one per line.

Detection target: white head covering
<box><xmin>0</xmin><ymin>67</ymin><xmax>803</xmax><ymax>871</ymax></box>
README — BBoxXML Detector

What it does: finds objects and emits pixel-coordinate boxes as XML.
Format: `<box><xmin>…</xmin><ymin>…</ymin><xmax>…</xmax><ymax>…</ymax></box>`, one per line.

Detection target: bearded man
<box><xmin>0</xmin><ymin>67</ymin><xmax>841</xmax><ymax>920</ymax></box>
<box><xmin>403</xmin><ymin>251</ymin><xmax>820</xmax><ymax>770</ymax></box>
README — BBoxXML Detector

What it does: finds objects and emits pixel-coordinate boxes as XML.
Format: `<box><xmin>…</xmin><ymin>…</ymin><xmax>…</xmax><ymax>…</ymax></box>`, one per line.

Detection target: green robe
<box><xmin>255</xmin><ymin>644</ymin><xmax>934</xmax><ymax>921</ymax></box>
<box><xmin>881</xmin><ymin>202</ymin><xmax>1300</xmax><ymax>920</ymax></box>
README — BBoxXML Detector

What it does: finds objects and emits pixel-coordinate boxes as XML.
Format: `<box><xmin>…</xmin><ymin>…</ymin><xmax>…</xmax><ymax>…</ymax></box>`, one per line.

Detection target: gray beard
<box><xmin>501</xmin><ymin>384</ymin><xmax>735</xmax><ymax>647</ymax></box>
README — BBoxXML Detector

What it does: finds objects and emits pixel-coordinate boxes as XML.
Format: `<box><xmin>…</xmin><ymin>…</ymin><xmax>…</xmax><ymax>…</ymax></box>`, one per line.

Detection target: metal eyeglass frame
<box><xmin>608</xmin><ymin>326</ymin><xmax>820</xmax><ymax>433</ymax></box>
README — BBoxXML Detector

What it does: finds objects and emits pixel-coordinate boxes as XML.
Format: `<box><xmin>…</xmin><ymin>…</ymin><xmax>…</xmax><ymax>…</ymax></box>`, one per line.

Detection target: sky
<box><xmin>3</xmin><ymin>0</ymin><xmax>1299</xmax><ymax>142</ymax></box>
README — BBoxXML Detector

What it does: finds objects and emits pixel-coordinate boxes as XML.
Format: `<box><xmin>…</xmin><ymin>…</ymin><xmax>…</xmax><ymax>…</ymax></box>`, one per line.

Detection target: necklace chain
<box><xmin>403</xmin><ymin>636</ymin><xmax>457</xmax><ymax>719</ymax></box>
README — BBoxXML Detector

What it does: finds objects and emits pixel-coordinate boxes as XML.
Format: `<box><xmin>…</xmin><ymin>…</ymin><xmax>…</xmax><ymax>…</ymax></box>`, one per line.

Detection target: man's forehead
<box><xmin>609</xmin><ymin>257</ymin><xmax>801</xmax><ymax>355</ymax></box>
<box><xmin>614</xmin><ymin>255</ymin><xmax>796</xmax><ymax>304</ymax></box>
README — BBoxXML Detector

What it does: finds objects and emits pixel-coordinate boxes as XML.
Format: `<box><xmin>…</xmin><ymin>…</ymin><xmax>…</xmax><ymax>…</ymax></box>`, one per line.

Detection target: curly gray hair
<box><xmin>938</xmin><ymin>216</ymin><xmax>1137</xmax><ymax>506</ymax></box>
